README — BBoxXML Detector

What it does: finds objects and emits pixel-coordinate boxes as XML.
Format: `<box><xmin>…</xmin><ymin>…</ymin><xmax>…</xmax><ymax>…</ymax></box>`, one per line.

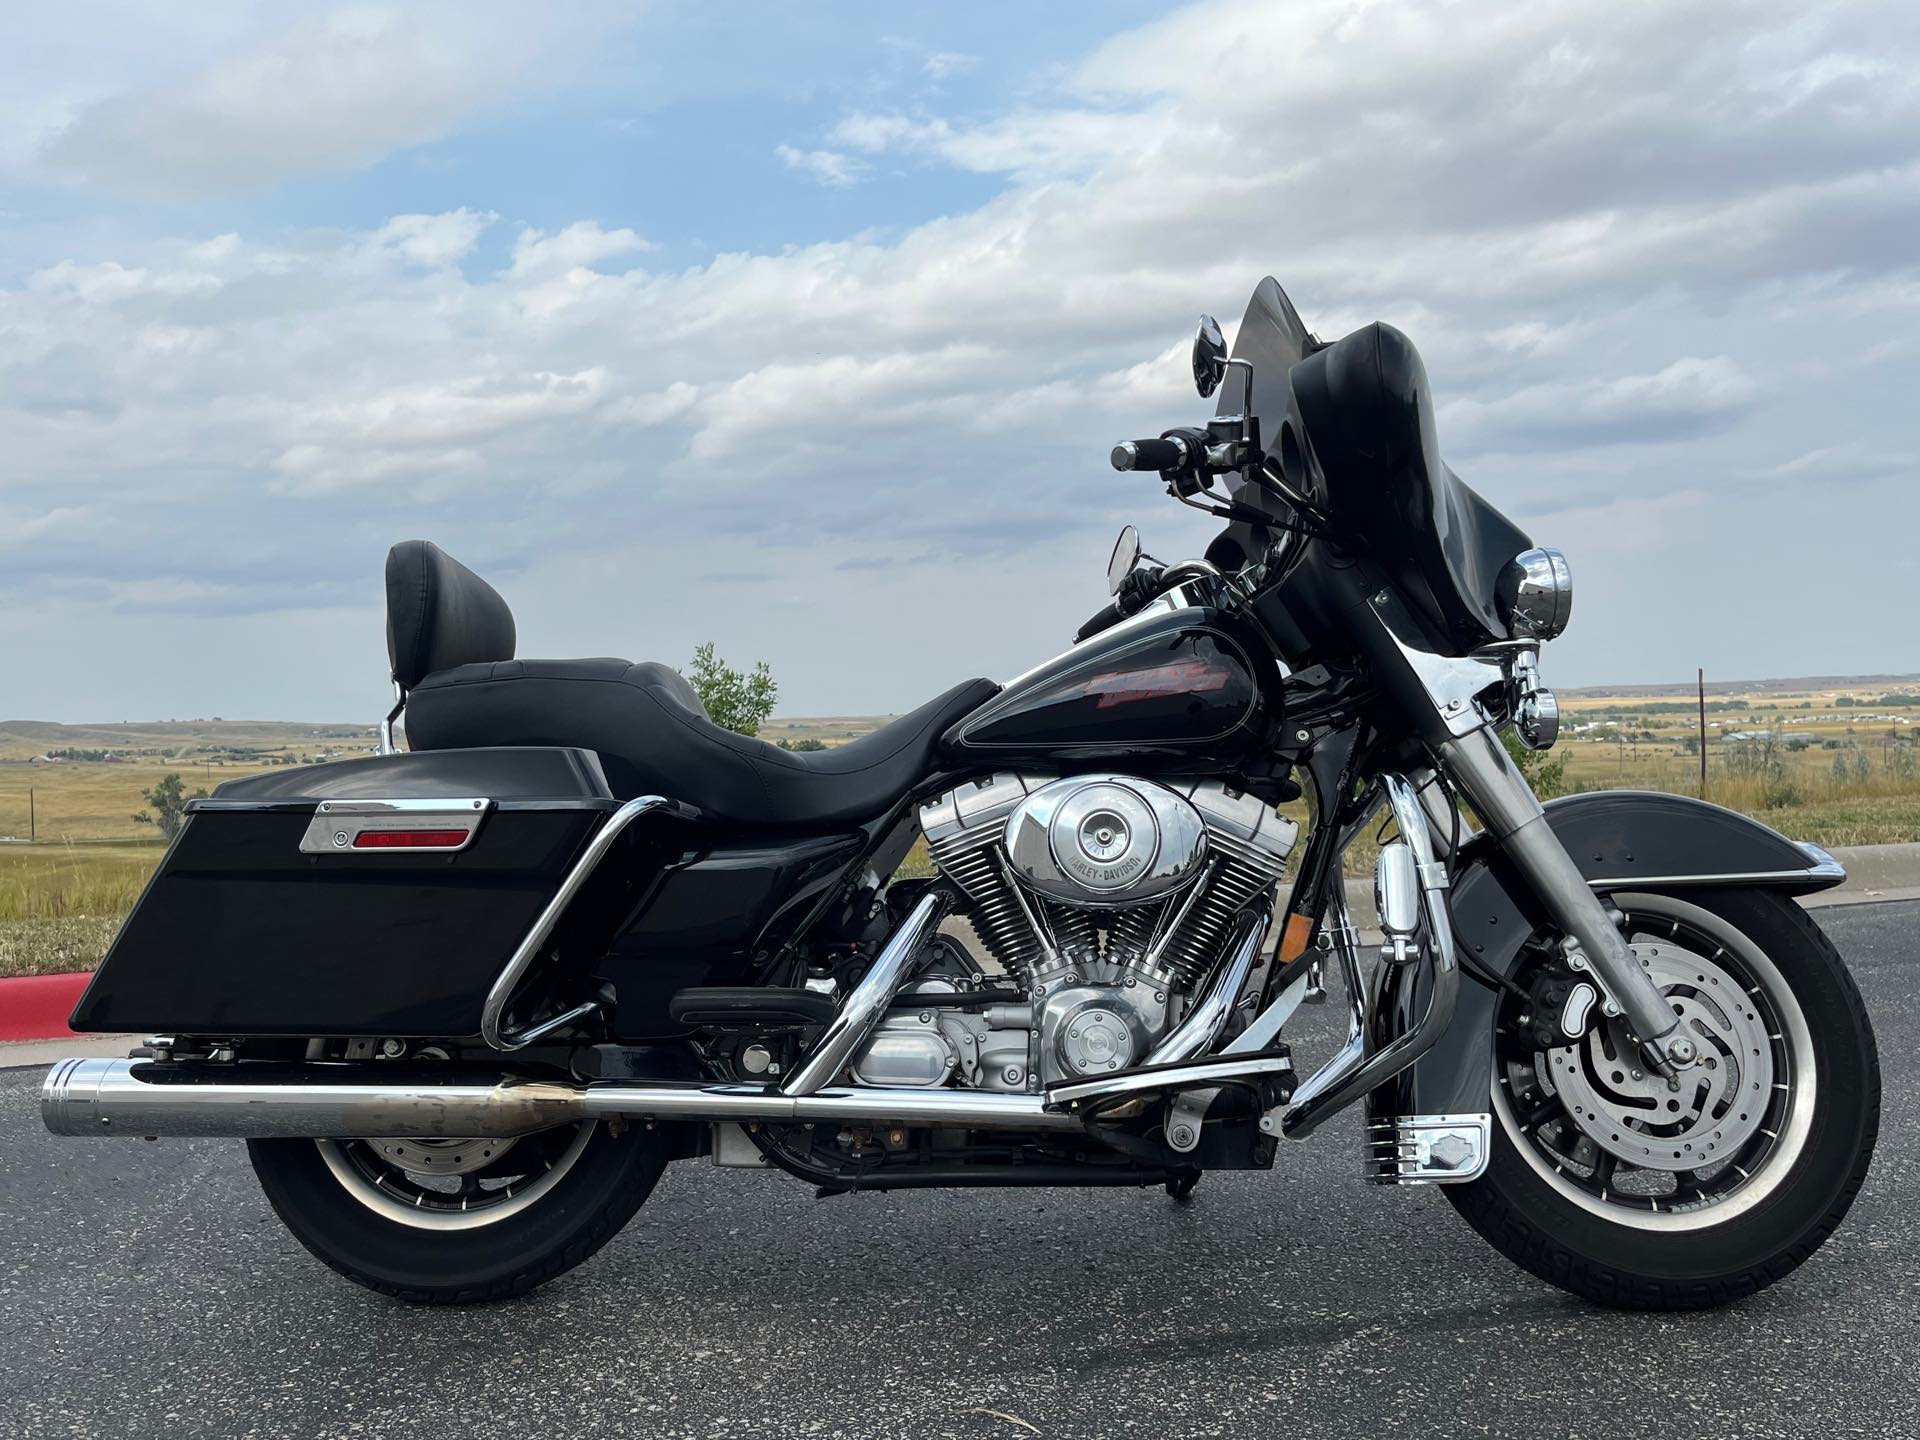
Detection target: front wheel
<box><xmin>249</xmin><ymin>1119</ymin><xmax>669</xmax><ymax>1304</ymax></box>
<box><xmin>1446</xmin><ymin>888</ymin><xmax>1879</xmax><ymax>1310</ymax></box>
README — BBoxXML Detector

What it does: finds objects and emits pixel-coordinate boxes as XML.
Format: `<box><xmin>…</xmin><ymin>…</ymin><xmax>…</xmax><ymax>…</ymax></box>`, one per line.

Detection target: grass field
<box><xmin>0</xmin><ymin>675</ymin><xmax>1914</xmax><ymax>980</ymax></box>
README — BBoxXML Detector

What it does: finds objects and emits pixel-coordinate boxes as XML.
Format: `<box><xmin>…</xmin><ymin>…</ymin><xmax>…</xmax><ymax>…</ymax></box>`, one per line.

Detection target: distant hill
<box><xmin>0</xmin><ymin>719</ymin><xmax>375</xmax><ymax>763</ymax></box>
<box><xmin>1558</xmin><ymin>674</ymin><xmax>1920</xmax><ymax>701</ymax></box>
<box><xmin>7</xmin><ymin>673</ymin><xmax>1917</xmax><ymax>758</ymax></box>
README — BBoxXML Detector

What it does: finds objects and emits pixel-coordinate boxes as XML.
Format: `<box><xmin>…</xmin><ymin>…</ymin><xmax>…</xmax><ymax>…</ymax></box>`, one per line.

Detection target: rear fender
<box><xmin>1374</xmin><ymin>790</ymin><xmax>1844</xmax><ymax>1119</ymax></box>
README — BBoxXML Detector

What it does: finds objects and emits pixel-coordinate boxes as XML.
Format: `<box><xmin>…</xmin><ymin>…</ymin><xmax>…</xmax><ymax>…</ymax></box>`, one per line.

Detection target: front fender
<box><xmin>1373</xmin><ymin>790</ymin><xmax>1844</xmax><ymax>1120</ymax></box>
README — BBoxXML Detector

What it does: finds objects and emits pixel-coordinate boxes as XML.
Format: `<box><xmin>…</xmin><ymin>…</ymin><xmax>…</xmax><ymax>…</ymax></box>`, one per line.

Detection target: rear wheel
<box><xmin>1445</xmin><ymin>888</ymin><xmax>1878</xmax><ymax>1310</ymax></box>
<box><xmin>249</xmin><ymin>1120</ymin><xmax>668</xmax><ymax>1304</ymax></box>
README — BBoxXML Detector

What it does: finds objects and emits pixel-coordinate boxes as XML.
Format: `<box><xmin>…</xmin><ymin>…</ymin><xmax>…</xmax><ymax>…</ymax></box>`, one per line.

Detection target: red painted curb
<box><xmin>0</xmin><ymin>971</ymin><xmax>94</xmax><ymax>1043</ymax></box>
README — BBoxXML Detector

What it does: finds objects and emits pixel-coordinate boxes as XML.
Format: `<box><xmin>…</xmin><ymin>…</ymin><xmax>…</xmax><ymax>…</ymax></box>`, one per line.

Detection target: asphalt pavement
<box><xmin>2</xmin><ymin>901</ymin><xmax>1915</xmax><ymax>1439</ymax></box>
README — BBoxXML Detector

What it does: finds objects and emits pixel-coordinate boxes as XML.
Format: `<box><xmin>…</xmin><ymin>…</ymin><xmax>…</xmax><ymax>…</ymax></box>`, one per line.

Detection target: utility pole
<box><xmin>1698</xmin><ymin>669</ymin><xmax>1708</xmax><ymax>798</ymax></box>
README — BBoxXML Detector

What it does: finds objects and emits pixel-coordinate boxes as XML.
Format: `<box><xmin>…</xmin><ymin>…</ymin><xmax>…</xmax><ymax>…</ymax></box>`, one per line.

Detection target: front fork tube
<box><xmin>1436</xmin><ymin>724</ymin><xmax>1694</xmax><ymax>1072</ymax></box>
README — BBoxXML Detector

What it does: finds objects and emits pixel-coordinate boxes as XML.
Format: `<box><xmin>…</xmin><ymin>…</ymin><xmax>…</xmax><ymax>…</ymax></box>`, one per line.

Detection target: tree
<box><xmin>132</xmin><ymin>773</ymin><xmax>209</xmax><ymax>840</ymax></box>
<box><xmin>777</xmin><ymin>737</ymin><xmax>827</xmax><ymax>752</ymax></box>
<box><xmin>684</xmin><ymin>642</ymin><xmax>778</xmax><ymax>736</ymax></box>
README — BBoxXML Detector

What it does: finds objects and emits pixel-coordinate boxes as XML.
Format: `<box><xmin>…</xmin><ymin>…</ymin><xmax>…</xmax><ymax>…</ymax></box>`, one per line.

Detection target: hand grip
<box><xmin>1074</xmin><ymin>600</ymin><xmax>1124</xmax><ymax>643</ymax></box>
<box><xmin>1110</xmin><ymin>437</ymin><xmax>1187</xmax><ymax>473</ymax></box>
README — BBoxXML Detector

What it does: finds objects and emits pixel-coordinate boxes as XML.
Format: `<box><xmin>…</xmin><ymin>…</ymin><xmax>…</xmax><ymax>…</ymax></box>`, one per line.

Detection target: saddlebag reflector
<box><xmin>69</xmin><ymin>747</ymin><xmax>627</xmax><ymax>1039</ymax></box>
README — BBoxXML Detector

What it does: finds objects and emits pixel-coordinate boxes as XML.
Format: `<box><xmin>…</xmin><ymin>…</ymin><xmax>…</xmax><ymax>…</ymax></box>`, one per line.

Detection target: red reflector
<box><xmin>351</xmin><ymin>829</ymin><xmax>470</xmax><ymax>849</ymax></box>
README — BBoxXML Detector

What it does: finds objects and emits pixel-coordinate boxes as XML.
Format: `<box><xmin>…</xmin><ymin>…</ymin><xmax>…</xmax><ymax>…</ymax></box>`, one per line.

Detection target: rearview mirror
<box><xmin>1192</xmin><ymin>314</ymin><xmax>1228</xmax><ymax>398</ymax></box>
<box><xmin>1106</xmin><ymin>525</ymin><xmax>1141</xmax><ymax>595</ymax></box>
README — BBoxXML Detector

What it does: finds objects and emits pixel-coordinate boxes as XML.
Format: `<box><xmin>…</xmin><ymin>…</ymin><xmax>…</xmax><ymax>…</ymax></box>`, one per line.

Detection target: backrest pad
<box><xmin>385</xmin><ymin>540</ymin><xmax>517</xmax><ymax>690</ymax></box>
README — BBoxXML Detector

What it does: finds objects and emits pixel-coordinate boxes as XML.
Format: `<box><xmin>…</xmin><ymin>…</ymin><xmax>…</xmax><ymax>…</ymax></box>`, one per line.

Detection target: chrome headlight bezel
<box><xmin>1501</xmin><ymin>547</ymin><xmax>1573</xmax><ymax>642</ymax></box>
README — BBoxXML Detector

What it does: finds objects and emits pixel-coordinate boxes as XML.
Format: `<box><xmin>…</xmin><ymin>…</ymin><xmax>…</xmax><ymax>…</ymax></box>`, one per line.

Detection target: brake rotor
<box><xmin>367</xmin><ymin>1135</ymin><xmax>520</xmax><ymax>1177</ymax></box>
<box><xmin>1536</xmin><ymin>942</ymin><xmax>1774</xmax><ymax>1173</ymax></box>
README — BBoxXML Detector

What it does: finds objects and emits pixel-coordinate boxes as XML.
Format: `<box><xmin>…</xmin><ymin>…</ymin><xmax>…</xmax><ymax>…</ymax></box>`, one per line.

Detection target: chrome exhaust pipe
<box><xmin>41</xmin><ymin>1057</ymin><xmax>1087</xmax><ymax>1139</ymax></box>
<box><xmin>1143</xmin><ymin>907</ymin><xmax>1270</xmax><ymax>1067</ymax></box>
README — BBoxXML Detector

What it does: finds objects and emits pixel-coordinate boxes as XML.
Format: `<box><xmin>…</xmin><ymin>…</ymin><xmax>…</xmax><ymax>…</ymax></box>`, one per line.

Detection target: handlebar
<box><xmin>1110</xmin><ymin>437</ymin><xmax>1190</xmax><ymax>473</ymax></box>
<box><xmin>1074</xmin><ymin>562</ymin><xmax>1169</xmax><ymax>643</ymax></box>
<box><xmin>1074</xmin><ymin>599</ymin><xmax>1126</xmax><ymax>643</ymax></box>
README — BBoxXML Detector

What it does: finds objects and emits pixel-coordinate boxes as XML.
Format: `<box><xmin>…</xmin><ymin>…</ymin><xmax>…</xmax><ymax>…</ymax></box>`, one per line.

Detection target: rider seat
<box><xmin>385</xmin><ymin>541</ymin><xmax>997</xmax><ymax>827</ymax></box>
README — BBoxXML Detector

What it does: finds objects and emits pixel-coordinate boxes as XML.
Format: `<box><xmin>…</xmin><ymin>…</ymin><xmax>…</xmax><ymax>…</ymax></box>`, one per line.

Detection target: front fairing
<box><xmin>1214</xmin><ymin>279</ymin><xmax>1531</xmax><ymax>656</ymax></box>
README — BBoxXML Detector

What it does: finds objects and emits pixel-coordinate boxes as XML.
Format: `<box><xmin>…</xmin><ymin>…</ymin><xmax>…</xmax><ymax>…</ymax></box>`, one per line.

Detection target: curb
<box><xmin>0</xmin><ymin>971</ymin><xmax>91</xmax><ymax>1044</ymax></box>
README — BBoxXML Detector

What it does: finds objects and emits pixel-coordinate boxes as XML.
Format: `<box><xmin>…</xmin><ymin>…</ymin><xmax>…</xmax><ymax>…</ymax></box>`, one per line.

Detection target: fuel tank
<box><xmin>942</xmin><ymin>606</ymin><xmax>1279</xmax><ymax>772</ymax></box>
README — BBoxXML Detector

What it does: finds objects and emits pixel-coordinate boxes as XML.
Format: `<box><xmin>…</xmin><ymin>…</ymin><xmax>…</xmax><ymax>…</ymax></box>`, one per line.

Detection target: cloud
<box><xmin>922</xmin><ymin>51</ymin><xmax>978</xmax><ymax>82</ymax></box>
<box><xmin>829</xmin><ymin>107</ymin><xmax>1169</xmax><ymax>180</ymax></box>
<box><xmin>371</xmin><ymin>210</ymin><xmax>495</xmax><ymax>268</ymax></box>
<box><xmin>1447</xmin><ymin>357</ymin><xmax>1763</xmax><ymax>453</ymax></box>
<box><xmin>37</xmin><ymin>5</ymin><xmax>595</xmax><ymax>196</ymax></box>
<box><xmin>5</xmin><ymin>0</ymin><xmax>1920</xmax><ymax>716</ymax></box>
<box><xmin>774</xmin><ymin>144</ymin><xmax>866</xmax><ymax>188</ymax></box>
<box><xmin>507</xmin><ymin>222</ymin><xmax>650</xmax><ymax>278</ymax></box>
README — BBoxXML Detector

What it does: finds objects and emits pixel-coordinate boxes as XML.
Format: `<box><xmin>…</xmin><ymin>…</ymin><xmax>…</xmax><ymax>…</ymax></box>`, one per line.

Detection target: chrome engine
<box><xmin>850</xmin><ymin>774</ymin><xmax>1297</xmax><ymax>1094</ymax></box>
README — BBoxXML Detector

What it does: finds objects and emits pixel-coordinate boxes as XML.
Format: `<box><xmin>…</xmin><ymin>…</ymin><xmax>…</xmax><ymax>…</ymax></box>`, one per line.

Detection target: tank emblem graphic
<box><xmin>1082</xmin><ymin>660</ymin><xmax>1232</xmax><ymax>710</ymax></box>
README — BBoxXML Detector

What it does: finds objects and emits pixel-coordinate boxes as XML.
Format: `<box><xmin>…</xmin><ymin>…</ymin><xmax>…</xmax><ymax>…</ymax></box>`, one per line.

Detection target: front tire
<box><xmin>249</xmin><ymin>1121</ymin><xmax>668</xmax><ymax>1304</ymax></box>
<box><xmin>1446</xmin><ymin>888</ymin><xmax>1878</xmax><ymax>1310</ymax></box>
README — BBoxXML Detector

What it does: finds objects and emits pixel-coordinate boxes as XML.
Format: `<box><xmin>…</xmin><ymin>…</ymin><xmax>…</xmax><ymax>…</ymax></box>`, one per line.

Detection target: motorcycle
<box><xmin>42</xmin><ymin>278</ymin><xmax>1878</xmax><ymax>1309</ymax></box>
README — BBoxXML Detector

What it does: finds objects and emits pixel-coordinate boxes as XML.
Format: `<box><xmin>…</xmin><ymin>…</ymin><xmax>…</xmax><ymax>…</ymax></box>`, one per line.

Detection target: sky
<box><xmin>1</xmin><ymin>0</ymin><xmax>1916</xmax><ymax>724</ymax></box>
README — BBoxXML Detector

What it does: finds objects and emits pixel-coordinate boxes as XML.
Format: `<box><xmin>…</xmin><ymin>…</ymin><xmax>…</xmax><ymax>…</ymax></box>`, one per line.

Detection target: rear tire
<box><xmin>249</xmin><ymin>1122</ymin><xmax>668</xmax><ymax>1304</ymax></box>
<box><xmin>1445</xmin><ymin>889</ymin><xmax>1879</xmax><ymax>1310</ymax></box>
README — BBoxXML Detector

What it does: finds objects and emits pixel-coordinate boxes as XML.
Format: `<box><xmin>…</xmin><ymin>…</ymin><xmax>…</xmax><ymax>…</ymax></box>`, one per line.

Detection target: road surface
<box><xmin>1</xmin><ymin>902</ymin><xmax>1914</xmax><ymax>1439</ymax></box>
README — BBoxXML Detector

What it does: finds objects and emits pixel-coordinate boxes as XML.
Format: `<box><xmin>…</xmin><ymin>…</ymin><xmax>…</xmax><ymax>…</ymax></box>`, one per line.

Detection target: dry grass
<box><xmin>0</xmin><ymin>842</ymin><xmax>161</xmax><ymax>922</ymax></box>
<box><xmin>0</xmin><ymin>759</ymin><xmax>297</xmax><ymax>842</ymax></box>
<box><xmin>0</xmin><ymin>915</ymin><xmax>122</xmax><ymax>979</ymax></box>
<box><xmin>1555</xmin><ymin>748</ymin><xmax>1920</xmax><ymax>847</ymax></box>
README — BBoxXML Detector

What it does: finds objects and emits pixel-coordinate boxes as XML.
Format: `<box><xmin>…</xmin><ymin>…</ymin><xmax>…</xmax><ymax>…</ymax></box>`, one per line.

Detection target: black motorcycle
<box><xmin>43</xmin><ymin>279</ymin><xmax>1878</xmax><ymax>1309</ymax></box>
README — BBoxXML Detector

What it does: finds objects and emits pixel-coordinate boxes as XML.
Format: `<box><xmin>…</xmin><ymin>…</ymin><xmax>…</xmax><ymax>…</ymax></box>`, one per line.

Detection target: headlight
<box><xmin>1500</xmin><ymin>547</ymin><xmax>1572</xmax><ymax>641</ymax></box>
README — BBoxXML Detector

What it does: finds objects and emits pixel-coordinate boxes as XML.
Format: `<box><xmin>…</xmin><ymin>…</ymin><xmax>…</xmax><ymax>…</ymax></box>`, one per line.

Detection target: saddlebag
<box><xmin>70</xmin><ymin>748</ymin><xmax>623</xmax><ymax>1038</ymax></box>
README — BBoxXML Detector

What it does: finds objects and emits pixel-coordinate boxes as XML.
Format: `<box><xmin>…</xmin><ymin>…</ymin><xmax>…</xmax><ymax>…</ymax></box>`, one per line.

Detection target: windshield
<box><xmin>1216</xmin><ymin>277</ymin><xmax>1315</xmax><ymax>460</ymax></box>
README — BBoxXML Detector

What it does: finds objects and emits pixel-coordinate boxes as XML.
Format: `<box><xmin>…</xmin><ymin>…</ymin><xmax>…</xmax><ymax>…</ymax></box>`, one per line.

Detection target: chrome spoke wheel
<box><xmin>317</xmin><ymin>1122</ymin><xmax>596</xmax><ymax>1231</ymax></box>
<box><xmin>1493</xmin><ymin>892</ymin><xmax>1816</xmax><ymax>1232</ymax></box>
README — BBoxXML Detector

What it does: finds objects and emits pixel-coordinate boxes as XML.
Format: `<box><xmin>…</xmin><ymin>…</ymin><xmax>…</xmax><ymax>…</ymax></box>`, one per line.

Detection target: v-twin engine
<box><xmin>873</xmin><ymin>773</ymin><xmax>1297</xmax><ymax>1093</ymax></box>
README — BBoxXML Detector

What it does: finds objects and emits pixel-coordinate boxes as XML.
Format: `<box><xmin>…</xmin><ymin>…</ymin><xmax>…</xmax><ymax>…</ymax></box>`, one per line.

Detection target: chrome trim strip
<box><xmin>309</xmin><ymin>798</ymin><xmax>494</xmax><ymax>811</ymax></box>
<box><xmin>1586</xmin><ymin>850</ymin><xmax>1847</xmax><ymax>890</ymax></box>
<box><xmin>40</xmin><ymin>1058</ymin><xmax>1087</xmax><ymax>1138</ymax></box>
<box><xmin>482</xmin><ymin>794</ymin><xmax>681</xmax><ymax>1052</ymax></box>
<box><xmin>784</xmin><ymin>892</ymin><xmax>948</xmax><ymax>1096</ymax></box>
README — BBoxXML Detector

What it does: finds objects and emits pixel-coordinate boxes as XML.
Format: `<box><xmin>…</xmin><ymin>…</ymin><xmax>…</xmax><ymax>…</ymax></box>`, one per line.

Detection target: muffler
<box><xmin>40</xmin><ymin>1057</ymin><xmax>1088</xmax><ymax>1139</ymax></box>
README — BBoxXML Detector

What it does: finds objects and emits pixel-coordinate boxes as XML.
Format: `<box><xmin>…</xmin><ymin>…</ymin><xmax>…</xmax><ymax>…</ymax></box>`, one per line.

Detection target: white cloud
<box><xmin>508</xmin><ymin>222</ymin><xmax>651</xmax><ymax>279</ymax></box>
<box><xmin>829</xmin><ymin>107</ymin><xmax>1169</xmax><ymax>180</ymax></box>
<box><xmin>371</xmin><ymin>210</ymin><xmax>496</xmax><ymax>268</ymax></box>
<box><xmin>1446</xmin><ymin>357</ymin><xmax>1762</xmax><ymax>452</ymax></box>
<box><xmin>922</xmin><ymin>50</ymin><xmax>978</xmax><ymax>82</ymax></box>
<box><xmin>36</xmin><ymin>4</ymin><xmax>605</xmax><ymax>196</ymax></box>
<box><xmin>775</xmin><ymin>144</ymin><xmax>866</xmax><ymax>187</ymax></box>
<box><xmin>5</xmin><ymin>0</ymin><xmax>1920</xmax><ymax>716</ymax></box>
